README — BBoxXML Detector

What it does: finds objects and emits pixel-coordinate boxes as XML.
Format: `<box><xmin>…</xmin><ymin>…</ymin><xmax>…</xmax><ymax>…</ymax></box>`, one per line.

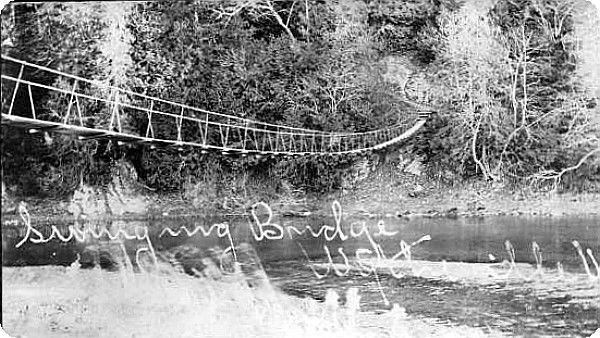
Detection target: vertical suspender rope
<box><xmin>7</xmin><ymin>65</ymin><xmax>24</xmax><ymax>116</ymax></box>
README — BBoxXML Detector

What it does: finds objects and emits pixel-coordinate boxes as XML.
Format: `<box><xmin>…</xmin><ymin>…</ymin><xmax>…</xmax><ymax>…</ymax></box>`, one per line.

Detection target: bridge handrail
<box><xmin>1</xmin><ymin>54</ymin><xmax>424</xmax><ymax>137</ymax></box>
<box><xmin>1</xmin><ymin>73</ymin><xmax>418</xmax><ymax>139</ymax></box>
<box><xmin>1</xmin><ymin>55</ymin><xmax>426</xmax><ymax>139</ymax></box>
<box><xmin>1</xmin><ymin>54</ymin><xmax>333</xmax><ymax>134</ymax></box>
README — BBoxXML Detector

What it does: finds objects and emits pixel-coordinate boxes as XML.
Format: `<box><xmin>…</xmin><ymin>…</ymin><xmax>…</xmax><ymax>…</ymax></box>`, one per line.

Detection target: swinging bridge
<box><xmin>1</xmin><ymin>55</ymin><xmax>431</xmax><ymax>156</ymax></box>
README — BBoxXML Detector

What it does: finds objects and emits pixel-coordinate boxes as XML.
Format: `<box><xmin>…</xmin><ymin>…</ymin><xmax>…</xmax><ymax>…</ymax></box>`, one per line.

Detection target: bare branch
<box><xmin>214</xmin><ymin>0</ymin><xmax>297</xmax><ymax>43</ymax></box>
<box><xmin>530</xmin><ymin>146</ymin><xmax>600</xmax><ymax>190</ymax></box>
<box><xmin>285</xmin><ymin>0</ymin><xmax>297</xmax><ymax>27</ymax></box>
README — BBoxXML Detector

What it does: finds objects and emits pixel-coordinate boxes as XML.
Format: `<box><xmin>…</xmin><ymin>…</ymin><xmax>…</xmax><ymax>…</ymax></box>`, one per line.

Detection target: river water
<box><xmin>2</xmin><ymin>212</ymin><xmax>599</xmax><ymax>337</ymax></box>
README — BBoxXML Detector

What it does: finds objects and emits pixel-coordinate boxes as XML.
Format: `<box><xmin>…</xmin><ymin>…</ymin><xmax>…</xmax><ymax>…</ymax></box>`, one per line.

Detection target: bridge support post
<box><xmin>145</xmin><ymin>101</ymin><xmax>155</xmax><ymax>138</ymax></box>
<box><xmin>64</xmin><ymin>80</ymin><xmax>79</xmax><ymax>124</ymax></box>
<box><xmin>27</xmin><ymin>84</ymin><xmax>36</xmax><ymax>119</ymax></box>
<box><xmin>8</xmin><ymin>64</ymin><xmax>24</xmax><ymax>116</ymax></box>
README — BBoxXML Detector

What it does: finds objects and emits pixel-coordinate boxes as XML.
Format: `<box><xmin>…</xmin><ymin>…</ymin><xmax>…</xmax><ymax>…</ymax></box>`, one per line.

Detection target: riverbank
<box><xmin>334</xmin><ymin>179</ymin><xmax>600</xmax><ymax>218</ymax></box>
<box><xmin>2</xmin><ymin>155</ymin><xmax>599</xmax><ymax>222</ymax></box>
<box><xmin>1</xmin><ymin>177</ymin><xmax>599</xmax><ymax>223</ymax></box>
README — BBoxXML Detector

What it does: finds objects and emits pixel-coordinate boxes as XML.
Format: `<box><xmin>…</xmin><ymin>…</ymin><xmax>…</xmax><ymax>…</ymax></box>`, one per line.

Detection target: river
<box><xmin>2</xmin><ymin>212</ymin><xmax>599</xmax><ymax>337</ymax></box>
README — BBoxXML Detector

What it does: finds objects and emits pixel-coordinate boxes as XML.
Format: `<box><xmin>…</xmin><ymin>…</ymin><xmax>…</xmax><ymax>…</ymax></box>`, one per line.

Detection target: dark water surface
<box><xmin>265</xmin><ymin>215</ymin><xmax>600</xmax><ymax>337</ymax></box>
<box><xmin>2</xmin><ymin>213</ymin><xmax>599</xmax><ymax>337</ymax></box>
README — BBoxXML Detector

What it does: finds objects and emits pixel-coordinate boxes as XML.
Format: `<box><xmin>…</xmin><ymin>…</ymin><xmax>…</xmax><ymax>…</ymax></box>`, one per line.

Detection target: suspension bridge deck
<box><xmin>1</xmin><ymin>55</ymin><xmax>431</xmax><ymax>156</ymax></box>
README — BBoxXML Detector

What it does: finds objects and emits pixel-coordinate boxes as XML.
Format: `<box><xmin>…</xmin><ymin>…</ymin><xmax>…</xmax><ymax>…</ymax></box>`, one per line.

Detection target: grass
<box><xmin>2</xmin><ymin>263</ymin><xmax>507</xmax><ymax>338</ymax></box>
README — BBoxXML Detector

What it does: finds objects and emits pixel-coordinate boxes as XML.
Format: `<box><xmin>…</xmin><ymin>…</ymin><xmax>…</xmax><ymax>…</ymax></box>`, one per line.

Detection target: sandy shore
<box><xmin>1</xmin><ymin>265</ymin><xmax>507</xmax><ymax>338</ymax></box>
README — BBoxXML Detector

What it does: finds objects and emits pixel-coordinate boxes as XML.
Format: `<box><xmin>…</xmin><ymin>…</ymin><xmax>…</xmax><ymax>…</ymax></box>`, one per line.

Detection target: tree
<box><xmin>215</xmin><ymin>0</ymin><xmax>299</xmax><ymax>43</ymax></box>
<box><xmin>420</xmin><ymin>2</ymin><xmax>510</xmax><ymax>179</ymax></box>
<box><xmin>413</xmin><ymin>0</ymin><xmax>599</xmax><ymax>191</ymax></box>
<box><xmin>367</xmin><ymin>0</ymin><xmax>460</xmax><ymax>64</ymax></box>
<box><xmin>1</xmin><ymin>2</ymin><xmax>135</xmax><ymax>197</ymax></box>
<box><xmin>491</xmin><ymin>0</ymin><xmax>599</xmax><ymax>189</ymax></box>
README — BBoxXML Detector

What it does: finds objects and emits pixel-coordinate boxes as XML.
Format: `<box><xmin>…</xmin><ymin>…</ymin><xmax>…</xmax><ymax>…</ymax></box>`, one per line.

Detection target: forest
<box><xmin>1</xmin><ymin>0</ymin><xmax>599</xmax><ymax>201</ymax></box>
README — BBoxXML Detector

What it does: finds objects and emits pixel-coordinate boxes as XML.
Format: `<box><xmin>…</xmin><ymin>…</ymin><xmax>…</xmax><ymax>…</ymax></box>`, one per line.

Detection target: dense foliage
<box><xmin>1</xmin><ymin>3</ymin><xmax>130</xmax><ymax>196</ymax></box>
<box><xmin>1</xmin><ymin>0</ymin><xmax>598</xmax><ymax>198</ymax></box>
<box><xmin>412</xmin><ymin>0</ymin><xmax>600</xmax><ymax>190</ymax></box>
